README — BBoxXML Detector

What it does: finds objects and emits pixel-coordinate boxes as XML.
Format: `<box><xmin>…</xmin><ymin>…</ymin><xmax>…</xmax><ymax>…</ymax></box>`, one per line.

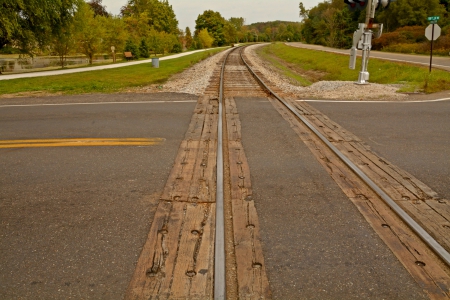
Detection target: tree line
<box><xmin>299</xmin><ymin>0</ymin><xmax>450</xmax><ymax>53</ymax></box>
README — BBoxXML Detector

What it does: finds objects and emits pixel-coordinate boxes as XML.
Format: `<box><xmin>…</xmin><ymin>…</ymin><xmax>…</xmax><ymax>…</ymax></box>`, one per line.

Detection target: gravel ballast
<box><xmin>145</xmin><ymin>44</ymin><xmax>407</xmax><ymax>101</ymax></box>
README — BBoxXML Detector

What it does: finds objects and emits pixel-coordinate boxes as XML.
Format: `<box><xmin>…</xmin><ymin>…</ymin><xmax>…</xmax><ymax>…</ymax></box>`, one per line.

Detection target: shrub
<box><xmin>139</xmin><ymin>39</ymin><xmax>149</xmax><ymax>58</ymax></box>
<box><xmin>124</xmin><ymin>39</ymin><xmax>140</xmax><ymax>59</ymax></box>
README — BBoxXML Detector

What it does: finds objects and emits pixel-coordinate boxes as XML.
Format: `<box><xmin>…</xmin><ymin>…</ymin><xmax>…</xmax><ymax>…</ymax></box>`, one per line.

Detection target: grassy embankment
<box><xmin>0</xmin><ymin>48</ymin><xmax>224</xmax><ymax>96</ymax></box>
<box><xmin>257</xmin><ymin>43</ymin><xmax>450</xmax><ymax>93</ymax></box>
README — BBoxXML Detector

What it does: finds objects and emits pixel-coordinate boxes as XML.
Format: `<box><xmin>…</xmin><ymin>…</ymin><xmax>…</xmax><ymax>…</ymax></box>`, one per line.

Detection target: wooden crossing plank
<box><xmin>160</xmin><ymin>97</ymin><xmax>219</xmax><ymax>203</ymax></box>
<box><xmin>170</xmin><ymin>203</ymin><xmax>215</xmax><ymax>299</ymax></box>
<box><xmin>160</xmin><ymin>139</ymin><xmax>201</xmax><ymax>202</ymax></box>
<box><xmin>287</xmin><ymin>99</ymin><xmax>450</xmax><ymax>255</ymax></box>
<box><xmin>225</xmin><ymin>97</ymin><xmax>271</xmax><ymax>299</ymax></box>
<box><xmin>126</xmin><ymin>201</ymin><xmax>215</xmax><ymax>299</ymax></box>
<box><xmin>268</xmin><ymin>97</ymin><xmax>450</xmax><ymax>299</ymax></box>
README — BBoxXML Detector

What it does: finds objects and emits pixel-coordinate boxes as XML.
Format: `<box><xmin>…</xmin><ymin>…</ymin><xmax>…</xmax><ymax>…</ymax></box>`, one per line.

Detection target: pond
<box><xmin>0</xmin><ymin>55</ymin><xmax>115</xmax><ymax>73</ymax></box>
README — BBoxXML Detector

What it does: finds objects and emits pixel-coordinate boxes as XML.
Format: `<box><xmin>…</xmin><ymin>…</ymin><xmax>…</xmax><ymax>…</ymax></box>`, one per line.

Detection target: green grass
<box><xmin>0</xmin><ymin>48</ymin><xmax>225</xmax><ymax>96</ymax></box>
<box><xmin>257</xmin><ymin>43</ymin><xmax>450</xmax><ymax>93</ymax></box>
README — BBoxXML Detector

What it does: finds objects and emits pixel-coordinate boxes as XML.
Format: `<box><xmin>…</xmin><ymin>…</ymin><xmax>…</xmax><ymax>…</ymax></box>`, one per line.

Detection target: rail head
<box><xmin>215</xmin><ymin>46</ymin><xmax>239</xmax><ymax>300</ymax></box>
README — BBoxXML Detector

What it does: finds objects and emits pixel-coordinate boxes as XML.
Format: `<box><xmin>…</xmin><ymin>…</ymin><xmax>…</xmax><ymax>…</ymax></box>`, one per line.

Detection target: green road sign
<box><xmin>428</xmin><ymin>16</ymin><xmax>440</xmax><ymax>22</ymax></box>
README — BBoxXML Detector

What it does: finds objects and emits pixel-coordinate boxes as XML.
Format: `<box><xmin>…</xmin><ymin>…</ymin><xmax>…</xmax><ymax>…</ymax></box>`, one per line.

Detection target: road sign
<box><xmin>425</xmin><ymin>24</ymin><xmax>441</xmax><ymax>41</ymax></box>
<box><xmin>427</xmin><ymin>16</ymin><xmax>440</xmax><ymax>21</ymax></box>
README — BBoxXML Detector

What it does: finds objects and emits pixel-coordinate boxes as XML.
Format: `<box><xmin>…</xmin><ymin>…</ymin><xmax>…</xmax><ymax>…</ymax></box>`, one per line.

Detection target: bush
<box><xmin>139</xmin><ymin>39</ymin><xmax>149</xmax><ymax>58</ymax></box>
<box><xmin>124</xmin><ymin>39</ymin><xmax>140</xmax><ymax>59</ymax></box>
<box><xmin>172</xmin><ymin>42</ymin><xmax>182</xmax><ymax>53</ymax></box>
<box><xmin>0</xmin><ymin>46</ymin><xmax>20</xmax><ymax>54</ymax></box>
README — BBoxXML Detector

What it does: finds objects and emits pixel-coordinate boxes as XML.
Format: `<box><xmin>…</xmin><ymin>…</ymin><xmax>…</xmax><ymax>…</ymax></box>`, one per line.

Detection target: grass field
<box><xmin>0</xmin><ymin>48</ymin><xmax>224</xmax><ymax>96</ymax></box>
<box><xmin>257</xmin><ymin>43</ymin><xmax>450</xmax><ymax>93</ymax></box>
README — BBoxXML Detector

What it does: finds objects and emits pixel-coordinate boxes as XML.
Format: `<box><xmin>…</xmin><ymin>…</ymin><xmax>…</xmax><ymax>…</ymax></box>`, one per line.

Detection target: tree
<box><xmin>223</xmin><ymin>22</ymin><xmax>237</xmax><ymax>44</ymax></box>
<box><xmin>139</xmin><ymin>38</ymin><xmax>149</xmax><ymax>58</ymax></box>
<box><xmin>87</xmin><ymin>0</ymin><xmax>110</xmax><ymax>17</ymax></box>
<box><xmin>51</xmin><ymin>0</ymin><xmax>85</xmax><ymax>67</ymax></box>
<box><xmin>376</xmin><ymin>0</ymin><xmax>446</xmax><ymax>31</ymax></box>
<box><xmin>0</xmin><ymin>0</ymin><xmax>81</xmax><ymax>55</ymax></box>
<box><xmin>195</xmin><ymin>10</ymin><xmax>226</xmax><ymax>46</ymax></box>
<box><xmin>185</xmin><ymin>27</ymin><xmax>193</xmax><ymax>49</ymax></box>
<box><xmin>103</xmin><ymin>16</ymin><xmax>128</xmax><ymax>55</ymax></box>
<box><xmin>73</xmin><ymin>2</ymin><xmax>106</xmax><ymax>64</ymax></box>
<box><xmin>198</xmin><ymin>28</ymin><xmax>214</xmax><ymax>48</ymax></box>
<box><xmin>121</xmin><ymin>0</ymin><xmax>179</xmax><ymax>34</ymax></box>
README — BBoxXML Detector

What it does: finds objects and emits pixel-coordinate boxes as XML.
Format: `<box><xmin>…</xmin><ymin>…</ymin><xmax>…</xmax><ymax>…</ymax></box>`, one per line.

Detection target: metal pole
<box><xmin>429</xmin><ymin>24</ymin><xmax>435</xmax><ymax>73</ymax></box>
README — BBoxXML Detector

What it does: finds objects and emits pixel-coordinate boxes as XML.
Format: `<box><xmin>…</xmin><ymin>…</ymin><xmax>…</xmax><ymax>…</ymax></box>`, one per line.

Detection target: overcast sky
<box><xmin>101</xmin><ymin>0</ymin><xmax>320</xmax><ymax>30</ymax></box>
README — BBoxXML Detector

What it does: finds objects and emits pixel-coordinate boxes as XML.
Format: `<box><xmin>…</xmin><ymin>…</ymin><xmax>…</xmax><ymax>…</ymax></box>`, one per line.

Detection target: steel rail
<box><xmin>215</xmin><ymin>46</ymin><xmax>238</xmax><ymax>300</ymax></box>
<box><xmin>239</xmin><ymin>47</ymin><xmax>450</xmax><ymax>267</ymax></box>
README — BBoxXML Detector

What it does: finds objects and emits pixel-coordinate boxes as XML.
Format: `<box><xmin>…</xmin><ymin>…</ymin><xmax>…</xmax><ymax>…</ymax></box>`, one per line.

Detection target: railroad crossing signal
<box><xmin>344</xmin><ymin>0</ymin><xmax>366</xmax><ymax>11</ymax></box>
<box><xmin>347</xmin><ymin>0</ymin><xmax>395</xmax><ymax>84</ymax></box>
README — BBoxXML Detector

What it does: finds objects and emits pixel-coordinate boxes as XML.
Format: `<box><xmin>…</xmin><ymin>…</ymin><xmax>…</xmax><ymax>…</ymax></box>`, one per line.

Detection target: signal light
<box><xmin>375</xmin><ymin>0</ymin><xmax>392</xmax><ymax>10</ymax></box>
<box><xmin>344</xmin><ymin>0</ymin><xmax>366</xmax><ymax>11</ymax></box>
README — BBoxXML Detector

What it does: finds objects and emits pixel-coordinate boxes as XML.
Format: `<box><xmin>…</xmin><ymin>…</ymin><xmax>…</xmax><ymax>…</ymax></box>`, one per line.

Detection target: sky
<box><xmin>101</xmin><ymin>0</ymin><xmax>320</xmax><ymax>30</ymax></box>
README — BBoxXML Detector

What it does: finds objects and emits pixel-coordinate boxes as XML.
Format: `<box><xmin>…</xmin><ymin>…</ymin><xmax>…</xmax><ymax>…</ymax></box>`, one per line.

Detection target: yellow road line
<box><xmin>0</xmin><ymin>138</ymin><xmax>165</xmax><ymax>148</ymax></box>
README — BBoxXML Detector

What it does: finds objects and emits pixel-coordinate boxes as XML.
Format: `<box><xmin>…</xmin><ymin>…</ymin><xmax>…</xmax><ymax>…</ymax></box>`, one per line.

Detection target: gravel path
<box><xmin>138</xmin><ymin>44</ymin><xmax>407</xmax><ymax>101</ymax></box>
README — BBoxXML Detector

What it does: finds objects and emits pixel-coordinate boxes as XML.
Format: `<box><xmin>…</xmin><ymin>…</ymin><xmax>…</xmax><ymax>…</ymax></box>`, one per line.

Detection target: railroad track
<box><xmin>126</xmin><ymin>46</ymin><xmax>450</xmax><ymax>299</ymax></box>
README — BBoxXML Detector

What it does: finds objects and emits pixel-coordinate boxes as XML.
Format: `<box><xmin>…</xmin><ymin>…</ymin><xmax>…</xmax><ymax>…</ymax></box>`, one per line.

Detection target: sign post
<box><xmin>425</xmin><ymin>17</ymin><xmax>441</xmax><ymax>73</ymax></box>
<box><xmin>111</xmin><ymin>46</ymin><xmax>116</xmax><ymax>63</ymax></box>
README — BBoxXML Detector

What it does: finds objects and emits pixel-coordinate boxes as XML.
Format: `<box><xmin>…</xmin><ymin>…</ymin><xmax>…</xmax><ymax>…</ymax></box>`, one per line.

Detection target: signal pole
<box><xmin>348</xmin><ymin>0</ymin><xmax>391</xmax><ymax>84</ymax></box>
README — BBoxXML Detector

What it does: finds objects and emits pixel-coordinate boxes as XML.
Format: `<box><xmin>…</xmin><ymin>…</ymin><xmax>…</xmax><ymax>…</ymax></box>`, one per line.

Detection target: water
<box><xmin>0</xmin><ymin>55</ymin><xmax>112</xmax><ymax>73</ymax></box>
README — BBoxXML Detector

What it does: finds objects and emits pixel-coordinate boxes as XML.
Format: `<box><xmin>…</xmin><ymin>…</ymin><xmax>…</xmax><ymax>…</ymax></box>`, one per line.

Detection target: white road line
<box><xmin>298</xmin><ymin>98</ymin><xmax>450</xmax><ymax>103</ymax></box>
<box><xmin>0</xmin><ymin>100</ymin><xmax>197</xmax><ymax>108</ymax></box>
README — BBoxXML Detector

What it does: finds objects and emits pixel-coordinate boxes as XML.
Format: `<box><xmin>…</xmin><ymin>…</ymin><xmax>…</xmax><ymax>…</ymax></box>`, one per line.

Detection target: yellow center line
<box><xmin>0</xmin><ymin>138</ymin><xmax>165</xmax><ymax>148</ymax></box>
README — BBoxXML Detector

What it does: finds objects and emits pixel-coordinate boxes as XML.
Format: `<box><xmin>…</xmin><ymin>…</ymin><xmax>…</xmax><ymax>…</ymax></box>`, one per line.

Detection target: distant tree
<box><xmin>228</xmin><ymin>17</ymin><xmax>245</xmax><ymax>31</ymax></box>
<box><xmin>185</xmin><ymin>27</ymin><xmax>193</xmax><ymax>49</ymax></box>
<box><xmin>73</xmin><ymin>2</ymin><xmax>106</xmax><ymax>64</ymax></box>
<box><xmin>121</xmin><ymin>0</ymin><xmax>178</xmax><ymax>34</ymax></box>
<box><xmin>87</xmin><ymin>0</ymin><xmax>110</xmax><ymax>17</ymax></box>
<box><xmin>198</xmin><ymin>28</ymin><xmax>214</xmax><ymax>48</ymax></box>
<box><xmin>223</xmin><ymin>22</ymin><xmax>237</xmax><ymax>44</ymax></box>
<box><xmin>102</xmin><ymin>16</ymin><xmax>128</xmax><ymax>54</ymax></box>
<box><xmin>376</xmin><ymin>0</ymin><xmax>446</xmax><ymax>31</ymax></box>
<box><xmin>195</xmin><ymin>10</ymin><xmax>226</xmax><ymax>46</ymax></box>
<box><xmin>139</xmin><ymin>38</ymin><xmax>149</xmax><ymax>58</ymax></box>
<box><xmin>51</xmin><ymin>0</ymin><xmax>83</xmax><ymax>67</ymax></box>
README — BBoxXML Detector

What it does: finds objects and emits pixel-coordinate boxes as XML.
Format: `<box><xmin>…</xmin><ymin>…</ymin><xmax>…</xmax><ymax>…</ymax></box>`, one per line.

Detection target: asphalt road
<box><xmin>308</xmin><ymin>99</ymin><xmax>450</xmax><ymax>201</ymax></box>
<box><xmin>0</xmin><ymin>93</ymin><xmax>197</xmax><ymax>299</ymax></box>
<box><xmin>235</xmin><ymin>97</ymin><xmax>427</xmax><ymax>299</ymax></box>
<box><xmin>287</xmin><ymin>42</ymin><xmax>450</xmax><ymax>72</ymax></box>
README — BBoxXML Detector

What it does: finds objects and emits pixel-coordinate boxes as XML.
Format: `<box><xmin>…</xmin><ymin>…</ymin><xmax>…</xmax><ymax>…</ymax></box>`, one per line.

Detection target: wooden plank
<box><xmin>160</xmin><ymin>140</ymin><xmax>200</xmax><ymax>202</ymax></box>
<box><xmin>399</xmin><ymin>201</ymin><xmax>450</xmax><ymax>251</ymax></box>
<box><xmin>350</xmin><ymin>142</ymin><xmax>439</xmax><ymax>200</ymax></box>
<box><xmin>126</xmin><ymin>202</ymin><xmax>216</xmax><ymax>299</ymax></box>
<box><xmin>232</xmin><ymin>198</ymin><xmax>271</xmax><ymax>299</ymax></box>
<box><xmin>426</xmin><ymin>199</ymin><xmax>450</xmax><ymax>222</ymax></box>
<box><xmin>336</xmin><ymin>141</ymin><xmax>418</xmax><ymax>201</ymax></box>
<box><xmin>126</xmin><ymin>201</ymin><xmax>184</xmax><ymax>299</ymax></box>
<box><xmin>268</xmin><ymin>97</ymin><xmax>450</xmax><ymax>299</ymax></box>
<box><xmin>188</xmin><ymin>107</ymin><xmax>218</xmax><ymax>203</ymax></box>
<box><xmin>229</xmin><ymin>141</ymin><xmax>252</xmax><ymax>201</ymax></box>
<box><xmin>171</xmin><ymin>203</ymin><xmax>215</xmax><ymax>298</ymax></box>
<box><xmin>225</xmin><ymin>97</ymin><xmax>270</xmax><ymax>298</ymax></box>
<box><xmin>352</xmin><ymin>198</ymin><xmax>450</xmax><ymax>300</ymax></box>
